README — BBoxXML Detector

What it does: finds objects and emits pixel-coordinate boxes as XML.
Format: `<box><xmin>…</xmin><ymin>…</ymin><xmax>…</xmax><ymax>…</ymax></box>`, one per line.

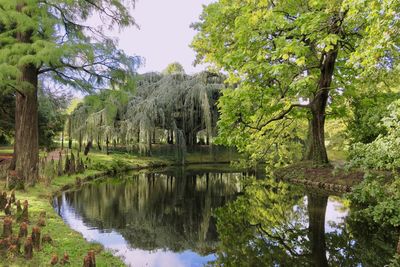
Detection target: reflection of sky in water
<box><xmin>57</xmin><ymin>194</ymin><xmax>215</xmax><ymax>267</ymax></box>
<box><xmin>325</xmin><ymin>197</ymin><xmax>348</xmax><ymax>232</ymax></box>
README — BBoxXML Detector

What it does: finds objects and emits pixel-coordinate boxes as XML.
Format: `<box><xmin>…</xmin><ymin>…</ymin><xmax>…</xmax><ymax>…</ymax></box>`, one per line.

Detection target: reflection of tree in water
<box><xmin>214</xmin><ymin>179</ymin><xmax>398</xmax><ymax>266</ymax></box>
<box><xmin>61</xmin><ymin>170</ymin><xmax>243</xmax><ymax>254</ymax></box>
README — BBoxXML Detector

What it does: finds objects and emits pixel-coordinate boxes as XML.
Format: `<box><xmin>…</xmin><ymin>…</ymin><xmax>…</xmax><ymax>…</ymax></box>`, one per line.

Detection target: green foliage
<box><xmin>215</xmin><ymin>83</ymin><xmax>307</xmax><ymax>166</ymax></box>
<box><xmin>0</xmin><ymin>0</ymin><xmax>140</xmax><ymax>94</ymax></box>
<box><xmin>215</xmin><ymin>178</ymin><xmax>310</xmax><ymax>266</ymax></box>
<box><xmin>349</xmin><ymin>100</ymin><xmax>400</xmax><ymax>170</ymax></box>
<box><xmin>350</xmin><ymin>173</ymin><xmax>400</xmax><ymax>225</ymax></box>
<box><xmin>38</xmin><ymin>88</ymin><xmax>70</xmax><ymax>149</ymax></box>
<box><xmin>0</xmin><ymin>87</ymin><xmax>69</xmax><ymax>148</ymax></box>
<box><xmin>191</xmin><ymin>0</ymin><xmax>400</xmax><ymax>165</ymax></box>
<box><xmin>162</xmin><ymin>62</ymin><xmax>185</xmax><ymax>75</ymax></box>
<box><xmin>92</xmin><ymin>158</ymin><xmax>130</xmax><ymax>173</ymax></box>
<box><xmin>347</xmin><ymin>92</ymin><xmax>397</xmax><ymax>144</ymax></box>
<box><xmin>0</xmin><ymin>93</ymin><xmax>14</xmax><ymax>144</ymax></box>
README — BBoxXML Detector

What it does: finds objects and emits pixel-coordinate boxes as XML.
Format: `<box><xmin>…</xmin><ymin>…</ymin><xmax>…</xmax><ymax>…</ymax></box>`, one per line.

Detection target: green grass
<box><xmin>0</xmin><ymin>146</ymin><xmax>13</xmax><ymax>154</ymax></box>
<box><xmin>0</xmin><ymin>149</ymin><xmax>172</xmax><ymax>266</ymax></box>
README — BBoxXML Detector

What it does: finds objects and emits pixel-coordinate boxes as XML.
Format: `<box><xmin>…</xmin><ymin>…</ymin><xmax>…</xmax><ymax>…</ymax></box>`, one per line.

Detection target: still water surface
<box><xmin>53</xmin><ymin>165</ymin><xmax>397</xmax><ymax>266</ymax></box>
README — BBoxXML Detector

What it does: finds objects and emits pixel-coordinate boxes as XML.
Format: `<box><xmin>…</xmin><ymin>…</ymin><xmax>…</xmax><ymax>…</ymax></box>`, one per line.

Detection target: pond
<box><xmin>53</xmin><ymin>165</ymin><xmax>397</xmax><ymax>267</ymax></box>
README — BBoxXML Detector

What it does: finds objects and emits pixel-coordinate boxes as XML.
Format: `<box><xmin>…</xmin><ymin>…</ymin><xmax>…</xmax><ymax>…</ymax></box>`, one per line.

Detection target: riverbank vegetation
<box><xmin>1</xmin><ymin>0</ymin><xmax>400</xmax><ymax>265</ymax></box>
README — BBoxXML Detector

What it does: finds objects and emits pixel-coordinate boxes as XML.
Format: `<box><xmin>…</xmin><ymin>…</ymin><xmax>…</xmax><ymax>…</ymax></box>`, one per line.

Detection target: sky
<box><xmin>116</xmin><ymin>0</ymin><xmax>215</xmax><ymax>74</ymax></box>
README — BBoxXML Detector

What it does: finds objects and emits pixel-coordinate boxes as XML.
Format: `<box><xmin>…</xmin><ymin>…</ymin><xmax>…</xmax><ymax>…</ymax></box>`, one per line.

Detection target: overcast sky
<box><xmin>116</xmin><ymin>0</ymin><xmax>214</xmax><ymax>74</ymax></box>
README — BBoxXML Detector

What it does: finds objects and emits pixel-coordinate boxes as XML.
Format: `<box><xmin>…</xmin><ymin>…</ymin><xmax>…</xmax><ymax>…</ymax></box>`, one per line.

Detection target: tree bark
<box><xmin>8</xmin><ymin>2</ymin><xmax>39</xmax><ymax>186</ymax></box>
<box><xmin>12</xmin><ymin>65</ymin><xmax>39</xmax><ymax>185</ymax></box>
<box><xmin>68</xmin><ymin>115</ymin><xmax>72</xmax><ymax>149</ymax></box>
<box><xmin>106</xmin><ymin>135</ymin><xmax>109</xmax><ymax>155</ymax></box>
<box><xmin>78</xmin><ymin>130</ymin><xmax>82</xmax><ymax>152</ymax></box>
<box><xmin>306</xmin><ymin>50</ymin><xmax>338</xmax><ymax>165</ymax></box>
<box><xmin>84</xmin><ymin>140</ymin><xmax>92</xmax><ymax>156</ymax></box>
<box><xmin>397</xmin><ymin>234</ymin><xmax>400</xmax><ymax>255</ymax></box>
<box><xmin>61</xmin><ymin>130</ymin><xmax>64</xmax><ymax>150</ymax></box>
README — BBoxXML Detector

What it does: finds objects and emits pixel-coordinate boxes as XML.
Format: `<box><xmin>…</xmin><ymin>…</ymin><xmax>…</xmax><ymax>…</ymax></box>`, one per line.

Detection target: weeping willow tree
<box><xmin>123</xmin><ymin>70</ymin><xmax>225</xmax><ymax>160</ymax></box>
<box><xmin>70</xmin><ymin>87</ymin><xmax>134</xmax><ymax>155</ymax></box>
<box><xmin>69</xmin><ymin>66</ymin><xmax>225</xmax><ymax>161</ymax></box>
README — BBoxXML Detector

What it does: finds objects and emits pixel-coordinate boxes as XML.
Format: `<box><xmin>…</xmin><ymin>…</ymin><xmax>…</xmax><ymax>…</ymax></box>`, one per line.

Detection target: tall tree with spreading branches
<box><xmin>191</xmin><ymin>0</ymin><xmax>400</xmax><ymax>165</ymax></box>
<box><xmin>0</xmin><ymin>0</ymin><xmax>139</xmax><ymax>185</ymax></box>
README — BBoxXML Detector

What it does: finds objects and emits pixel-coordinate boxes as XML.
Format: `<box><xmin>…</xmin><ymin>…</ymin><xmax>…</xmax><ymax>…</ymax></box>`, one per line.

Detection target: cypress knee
<box><xmin>16</xmin><ymin>199</ymin><xmax>22</xmax><ymax>214</ymax></box>
<box><xmin>50</xmin><ymin>254</ymin><xmax>59</xmax><ymax>265</ymax></box>
<box><xmin>19</xmin><ymin>222</ymin><xmax>28</xmax><ymax>238</ymax></box>
<box><xmin>31</xmin><ymin>226</ymin><xmax>41</xmax><ymax>251</ymax></box>
<box><xmin>8</xmin><ymin>235</ymin><xmax>21</xmax><ymax>254</ymax></box>
<box><xmin>24</xmin><ymin>236</ymin><xmax>33</xmax><ymax>259</ymax></box>
<box><xmin>10</xmin><ymin>190</ymin><xmax>16</xmax><ymax>203</ymax></box>
<box><xmin>0</xmin><ymin>192</ymin><xmax>7</xmax><ymax>210</ymax></box>
<box><xmin>21</xmin><ymin>200</ymin><xmax>29</xmax><ymax>222</ymax></box>
<box><xmin>4</xmin><ymin>201</ymin><xmax>12</xmax><ymax>216</ymax></box>
<box><xmin>8</xmin><ymin>244</ymin><xmax>18</xmax><ymax>259</ymax></box>
<box><xmin>83</xmin><ymin>250</ymin><xmax>96</xmax><ymax>267</ymax></box>
<box><xmin>42</xmin><ymin>233</ymin><xmax>52</xmax><ymax>245</ymax></box>
<box><xmin>3</xmin><ymin>216</ymin><xmax>13</xmax><ymax>238</ymax></box>
<box><xmin>60</xmin><ymin>251</ymin><xmax>70</xmax><ymax>265</ymax></box>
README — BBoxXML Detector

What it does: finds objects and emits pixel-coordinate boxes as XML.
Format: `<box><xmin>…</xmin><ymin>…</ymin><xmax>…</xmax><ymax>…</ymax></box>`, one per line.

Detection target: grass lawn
<box><xmin>0</xmin><ymin>149</ymin><xmax>172</xmax><ymax>266</ymax></box>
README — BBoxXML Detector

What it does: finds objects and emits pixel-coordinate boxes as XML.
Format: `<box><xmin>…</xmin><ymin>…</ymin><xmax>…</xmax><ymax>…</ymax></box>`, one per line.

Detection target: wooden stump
<box><xmin>83</xmin><ymin>250</ymin><xmax>96</xmax><ymax>267</ymax></box>
<box><xmin>2</xmin><ymin>216</ymin><xmax>13</xmax><ymax>238</ymax></box>
<box><xmin>21</xmin><ymin>200</ymin><xmax>29</xmax><ymax>222</ymax></box>
<box><xmin>10</xmin><ymin>190</ymin><xmax>16</xmax><ymax>203</ymax></box>
<box><xmin>7</xmin><ymin>244</ymin><xmax>18</xmax><ymax>259</ymax></box>
<box><xmin>24</xmin><ymin>236</ymin><xmax>33</xmax><ymax>259</ymax></box>
<box><xmin>42</xmin><ymin>233</ymin><xmax>53</xmax><ymax>245</ymax></box>
<box><xmin>16</xmin><ymin>199</ymin><xmax>22</xmax><ymax>213</ymax></box>
<box><xmin>4</xmin><ymin>201</ymin><xmax>12</xmax><ymax>216</ymax></box>
<box><xmin>0</xmin><ymin>191</ymin><xmax>7</xmax><ymax>210</ymax></box>
<box><xmin>19</xmin><ymin>222</ymin><xmax>28</xmax><ymax>238</ymax></box>
<box><xmin>60</xmin><ymin>251</ymin><xmax>70</xmax><ymax>265</ymax></box>
<box><xmin>50</xmin><ymin>254</ymin><xmax>59</xmax><ymax>265</ymax></box>
<box><xmin>31</xmin><ymin>226</ymin><xmax>41</xmax><ymax>251</ymax></box>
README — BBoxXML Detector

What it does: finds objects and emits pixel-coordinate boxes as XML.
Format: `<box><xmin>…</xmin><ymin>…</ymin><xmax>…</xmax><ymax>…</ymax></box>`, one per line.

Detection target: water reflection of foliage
<box><xmin>214</xmin><ymin>178</ymin><xmax>397</xmax><ymax>266</ymax></box>
<box><xmin>62</xmin><ymin>171</ymin><xmax>243</xmax><ymax>254</ymax></box>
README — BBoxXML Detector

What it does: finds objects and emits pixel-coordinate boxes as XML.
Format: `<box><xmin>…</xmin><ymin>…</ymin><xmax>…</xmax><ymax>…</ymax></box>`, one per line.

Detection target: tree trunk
<box><xmin>84</xmin><ymin>140</ymin><xmax>92</xmax><ymax>156</ymax></box>
<box><xmin>106</xmin><ymin>136</ymin><xmax>109</xmax><ymax>155</ymax></box>
<box><xmin>12</xmin><ymin>65</ymin><xmax>39</xmax><ymax>185</ymax></box>
<box><xmin>78</xmin><ymin>130</ymin><xmax>82</xmax><ymax>153</ymax></box>
<box><xmin>61</xmin><ymin>130</ymin><xmax>64</xmax><ymax>150</ymax></box>
<box><xmin>306</xmin><ymin>50</ymin><xmax>338</xmax><ymax>165</ymax></box>
<box><xmin>97</xmin><ymin>134</ymin><xmax>102</xmax><ymax>150</ymax></box>
<box><xmin>308</xmin><ymin>194</ymin><xmax>328</xmax><ymax>267</ymax></box>
<box><xmin>397</xmin><ymin>234</ymin><xmax>400</xmax><ymax>255</ymax></box>
<box><xmin>68</xmin><ymin>115</ymin><xmax>72</xmax><ymax>149</ymax></box>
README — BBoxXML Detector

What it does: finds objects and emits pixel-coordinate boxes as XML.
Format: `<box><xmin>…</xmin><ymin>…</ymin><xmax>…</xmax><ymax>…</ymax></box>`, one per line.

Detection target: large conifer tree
<box><xmin>0</xmin><ymin>0</ymin><xmax>139</xmax><ymax>185</ymax></box>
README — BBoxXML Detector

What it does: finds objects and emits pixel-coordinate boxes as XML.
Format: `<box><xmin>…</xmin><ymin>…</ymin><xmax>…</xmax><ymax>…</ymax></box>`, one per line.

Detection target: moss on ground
<box><xmin>0</xmin><ymin>150</ymin><xmax>172</xmax><ymax>266</ymax></box>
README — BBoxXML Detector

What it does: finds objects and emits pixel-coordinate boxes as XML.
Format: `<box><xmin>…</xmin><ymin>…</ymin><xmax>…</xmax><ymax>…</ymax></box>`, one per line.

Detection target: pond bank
<box><xmin>0</xmin><ymin>151</ymin><xmax>173</xmax><ymax>266</ymax></box>
<box><xmin>274</xmin><ymin>161</ymin><xmax>365</xmax><ymax>193</ymax></box>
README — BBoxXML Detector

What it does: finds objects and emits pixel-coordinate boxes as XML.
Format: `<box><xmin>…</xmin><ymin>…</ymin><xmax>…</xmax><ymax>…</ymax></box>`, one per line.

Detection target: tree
<box><xmin>37</xmin><ymin>87</ymin><xmax>71</xmax><ymax>149</ymax></box>
<box><xmin>0</xmin><ymin>87</ymin><xmax>70</xmax><ymax>148</ymax></box>
<box><xmin>163</xmin><ymin>62</ymin><xmax>185</xmax><ymax>75</ymax></box>
<box><xmin>191</xmin><ymin>0</ymin><xmax>400</xmax><ymax>165</ymax></box>
<box><xmin>0</xmin><ymin>93</ymin><xmax>15</xmax><ymax>144</ymax></box>
<box><xmin>0</xmin><ymin>0</ymin><xmax>139</xmax><ymax>185</ymax></box>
